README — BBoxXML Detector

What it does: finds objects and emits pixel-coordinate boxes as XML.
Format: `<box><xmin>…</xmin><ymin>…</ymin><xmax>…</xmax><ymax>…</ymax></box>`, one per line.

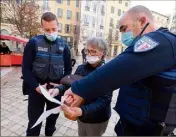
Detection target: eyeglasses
<box><xmin>85</xmin><ymin>49</ymin><xmax>104</xmax><ymax>55</ymax></box>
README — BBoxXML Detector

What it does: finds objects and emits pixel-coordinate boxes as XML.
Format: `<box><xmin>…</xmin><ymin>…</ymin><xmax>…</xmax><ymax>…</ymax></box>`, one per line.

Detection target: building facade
<box><xmin>105</xmin><ymin>0</ymin><xmax>131</xmax><ymax>57</ymax></box>
<box><xmin>39</xmin><ymin>0</ymin><xmax>131</xmax><ymax>56</ymax></box>
<box><xmin>168</xmin><ymin>9</ymin><xmax>176</xmax><ymax>34</ymax></box>
<box><xmin>39</xmin><ymin>0</ymin><xmax>81</xmax><ymax>50</ymax></box>
<box><xmin>77</xmin><ymin>0</ymin><xmax>107</xmax><ymax>54</ymax></box>
<box><xmin>151</xmin><ymin>10</ymin><xmax>169</xmax><ymax>29</ymax></box>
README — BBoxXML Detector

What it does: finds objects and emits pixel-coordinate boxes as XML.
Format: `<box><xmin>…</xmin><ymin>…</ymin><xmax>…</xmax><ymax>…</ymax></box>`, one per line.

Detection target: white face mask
<box><xmin>44</xmin><ymin>32</ymin><xmax>58</xmax><ymax>41</ymax></box>
<box><xmin>86</xmin><ymin>56</ymin><xmax>100</xmax><ymax>64</ymax></box>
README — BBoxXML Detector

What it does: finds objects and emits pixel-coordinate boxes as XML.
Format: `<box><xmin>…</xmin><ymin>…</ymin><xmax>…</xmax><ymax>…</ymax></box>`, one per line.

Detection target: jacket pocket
<box><xmin>49</xmin><ymin>65</ymin><xmax>64</xmax><ymax>81</ymax></box>
<box><xmin>32</xmin><ymin>63</ymin><xmax>47</xmax><ymax>80</ymax></box>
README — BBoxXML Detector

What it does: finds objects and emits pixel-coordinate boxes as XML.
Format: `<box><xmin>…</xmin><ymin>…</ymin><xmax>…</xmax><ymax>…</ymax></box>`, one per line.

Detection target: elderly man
<box><xmin>61</xmin><ymin>5</ymin><xmax>176</xmax><ymax>136</ymax></box>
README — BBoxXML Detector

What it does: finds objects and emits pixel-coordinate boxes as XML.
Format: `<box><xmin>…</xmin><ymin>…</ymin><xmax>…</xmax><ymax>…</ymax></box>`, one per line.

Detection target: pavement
<box><xmin>1</xmin><ymin>56</ymin><xmax>119</xmax><ymax>136</ymax></box>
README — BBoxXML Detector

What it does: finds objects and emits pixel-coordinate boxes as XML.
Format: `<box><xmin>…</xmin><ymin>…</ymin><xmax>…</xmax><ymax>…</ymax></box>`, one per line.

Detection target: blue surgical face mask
<box><xmin>121</xmin><ymin>31</ymin><xmax>135</xmax><ymax>47</ymax></box>
<box><xmin>44</xmin><ymin>32</ymin><xmax>58</xmax><ymax>41</ymax></box>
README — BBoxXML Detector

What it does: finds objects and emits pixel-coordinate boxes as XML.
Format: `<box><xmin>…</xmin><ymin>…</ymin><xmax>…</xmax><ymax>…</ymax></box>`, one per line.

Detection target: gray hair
<box><xmin>86</xmin><ymin>37</ymin><xmax>109</xmax><ymax>56</ymax></box>
<box><xmin>127</xmin><ymin>5</ymin><xmax>154</xmax><ymax>21</ymax></box>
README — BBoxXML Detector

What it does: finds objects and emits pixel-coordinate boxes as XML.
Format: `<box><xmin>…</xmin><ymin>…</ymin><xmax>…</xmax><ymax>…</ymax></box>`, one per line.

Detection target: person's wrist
<box><xmin>36</xmin><ymin>86</ymin><xmax>40</xmax><ymax>92</ymax></box>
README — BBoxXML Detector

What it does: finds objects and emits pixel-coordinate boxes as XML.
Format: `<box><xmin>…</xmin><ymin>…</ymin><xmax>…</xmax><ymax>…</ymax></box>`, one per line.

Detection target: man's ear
<box><xmin>140</xmin><ymin>16</ymin><xmax>147</xmax><ymax>28</ymax></box>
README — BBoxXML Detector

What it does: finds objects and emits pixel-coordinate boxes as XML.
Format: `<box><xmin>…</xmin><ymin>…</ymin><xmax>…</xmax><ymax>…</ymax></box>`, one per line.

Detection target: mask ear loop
<box><xmin>139</xmin><ymin>22</ymin><xmax>150</xmax><ymax>36</ymax></box>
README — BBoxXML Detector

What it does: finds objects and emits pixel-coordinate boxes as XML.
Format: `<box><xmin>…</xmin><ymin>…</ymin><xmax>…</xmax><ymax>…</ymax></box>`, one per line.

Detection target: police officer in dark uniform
<box><xmin>22</xmin><ymin>12</ymin><xmax>72</xmax><ymax>136</ymax></box>
<box><xmin>62</xmin><ymin>5</ymin><xmax>176</xmax><ymax>136</ymax></box>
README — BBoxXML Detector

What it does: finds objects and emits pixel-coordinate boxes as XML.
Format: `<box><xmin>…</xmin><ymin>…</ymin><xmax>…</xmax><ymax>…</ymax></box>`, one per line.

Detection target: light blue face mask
<box><xmin>121</xmin><ymin>31</ymin><xmax>135</xmax><ymax>47</ymax></box>
<box><xmin>45</xmin><ymin>32</ymin><xmax>58</xmax><ymax>41</ymax></box>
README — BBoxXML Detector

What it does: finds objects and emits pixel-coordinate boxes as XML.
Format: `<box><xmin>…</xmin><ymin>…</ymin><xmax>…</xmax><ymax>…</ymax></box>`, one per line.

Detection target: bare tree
<box><xmin>106</xmin><ymin>29</ymin><xmax>115</xmax><ymax>47</ymax></box>
<box><xmin>115</xmin><ymin>29</ymin><xmax>120</xmax><ymax>41</ymax></box>
<box><xmin>68</xmin><ymin>24</ymin><xmax>80</xmax><ymax>51</ymax></box>
<box><xmin>1</xmin><ymin>0</ymin><xmax>41</xmax><ymax>38</ymax></box>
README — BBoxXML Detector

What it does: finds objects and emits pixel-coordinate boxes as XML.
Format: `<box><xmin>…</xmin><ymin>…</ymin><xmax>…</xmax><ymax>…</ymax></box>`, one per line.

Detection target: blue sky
<box><xmin>130</xmin><ymin>0</ymin><xmax>176</xmax><ymax>15</ymax></box>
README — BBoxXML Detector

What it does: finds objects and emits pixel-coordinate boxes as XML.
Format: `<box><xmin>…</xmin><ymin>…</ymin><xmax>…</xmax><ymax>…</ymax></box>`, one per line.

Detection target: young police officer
<box><xmin>22</xmin><ymin>12</ymin><xmax>72</xmax><ymax>136</ymax></box>
<box><xmin>62</xmin><ymin>5</ymin><xmax>176</xmax><ymax>136</ymax></box>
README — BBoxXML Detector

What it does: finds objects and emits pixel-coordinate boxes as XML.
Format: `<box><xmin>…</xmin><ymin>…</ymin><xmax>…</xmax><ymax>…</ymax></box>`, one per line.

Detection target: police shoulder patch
<box><xmin>134</xmin><ymin>36</ymin><xmax>159</xmax><ymax>52</ymax></box>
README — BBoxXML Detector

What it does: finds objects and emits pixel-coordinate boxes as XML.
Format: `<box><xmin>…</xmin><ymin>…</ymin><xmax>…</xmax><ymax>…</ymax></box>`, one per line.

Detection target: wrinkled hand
<box><xmin>48</xmin><ymin>88</ymin><xmax>59</xmax><ymax>97</ymax></box>
<box><xmin>64</xmin><ymin>88</ymin><xmax>84</xmax><ymax>107</ymax></box>
<box><xmin>61</xmin><ymin>104</ymin><xmax>82</xmax><ymax>121</ymax></box>
<box><xmin>35</xmin><ymin>84</ymin><xmax>47</xmax><ymax>94</ymax></box>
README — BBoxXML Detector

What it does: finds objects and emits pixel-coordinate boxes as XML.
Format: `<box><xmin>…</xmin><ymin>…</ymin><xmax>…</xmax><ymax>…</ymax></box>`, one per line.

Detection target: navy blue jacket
<box><xmin>57</xmin><ymin>62</ymin><xmax>112</xmax><ymax>123</ymax></box>
<box><xmin>22</xmin><ymin>35</ymin><xmax>72</xmax><ymax>90</ymax></box>
<box><xmin>70</xmin><ymin>28</ymin><xmax>176</xmax><ymax>130</ymax></box>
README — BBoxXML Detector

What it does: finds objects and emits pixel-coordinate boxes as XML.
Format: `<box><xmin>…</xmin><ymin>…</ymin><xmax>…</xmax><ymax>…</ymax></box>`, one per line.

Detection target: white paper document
<box><xmin>31</xmin><ymin>85</ymin><xmax>65</xmax><ymax>129</ymax></box>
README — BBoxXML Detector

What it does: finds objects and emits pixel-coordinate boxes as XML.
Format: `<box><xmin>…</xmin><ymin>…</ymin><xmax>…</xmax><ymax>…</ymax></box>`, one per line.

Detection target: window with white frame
<box><xmin>58</xmin><ymin>23</ymin><xmax>62</xmax><ymax>32</ymax></box>
<box><xmin>93</xmin><ymin>3</ymin><xmax>96</xmax><ymax>13</ymax></box>
<box><xmin>57</xmin><ymin>8</ymin><xmax>63</xmax><ymax>18</ymax></box>
<box><xmin>67</xmin><ymin>0</ymin><xmax>70</xmax><ymax>5</ymax></box>
<box><xmin>111</xmin><ymin>6</ymin><xmax>114</xmax><ymax>14</ymax></box>
<box><xmin>43</xmin><ymin>0</ymin><xmax>49</xmax><ymax>10</ymax></box>
<box><xmin>125</xmin><ymin>2</ymin><xmax>128</xmax><ymax>7</ymax></box>
<box><xmin>57</xmin><ymin>0</ymin><xmax>62</xmax><ymax>4</ymax></box>
<box><xmin>118</xmin><ymin>9</ymin><xmax>121</xmax><ymax>16</ymax></box>
<box><xmin>101</xmin><ymin>5</ymin><xmax>105</xmax><ymax>15</ymax></box>
<box><xmin>67</xmin><ymin>10</ymin><xmax>72</xmax><ymax>19</ymax></box>
<box><xmin>76</xmin><ymin>0</ymin><xmax>79</xmax><ymax>7</ymax></box>
<box><xmin>84</xmin><ymin>14</ymin><xmax>89</xmax><ymax>25</ymax></box>
<box><xmin>85</xmin><ymin>0</ymin><xmax>90</xmax><ymax>11</ymax></box>
<box><xmin>92</xmin><ymin>16</ymin><xmax>95</xmax><ymax>27</ymax></box>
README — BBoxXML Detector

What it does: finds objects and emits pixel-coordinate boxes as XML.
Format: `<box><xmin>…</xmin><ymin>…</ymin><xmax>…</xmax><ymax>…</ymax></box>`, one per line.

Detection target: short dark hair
<box><xmin>41</xmin><ymin>12</ymin><xmax>58</xmax><ymax>24</ymax></box>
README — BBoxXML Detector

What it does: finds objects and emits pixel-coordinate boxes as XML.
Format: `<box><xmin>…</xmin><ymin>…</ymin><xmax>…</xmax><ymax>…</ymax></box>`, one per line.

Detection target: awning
<box><xmin>0</xmin><ymin>34</ymin><xmax>28</xmax><ymax>44</ymax></box>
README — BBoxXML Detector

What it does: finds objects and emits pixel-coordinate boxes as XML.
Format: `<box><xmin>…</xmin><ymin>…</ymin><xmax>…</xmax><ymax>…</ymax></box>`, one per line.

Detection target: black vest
<box><xmin>32</xmin><ymin>35</ymin><xmax>65</xmax><ymax>83</ymax></box>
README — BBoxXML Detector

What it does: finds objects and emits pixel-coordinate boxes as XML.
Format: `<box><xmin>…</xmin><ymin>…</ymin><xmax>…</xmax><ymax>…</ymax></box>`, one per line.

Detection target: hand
<box><xmin>64</xmin><ymin>95</ymin><xmax>74</xmax><ymax>106</ymax></box>
<box><xmin>35</xmin><ymin>84</ymin><xmax>47</xmax><ymax>94</ymax></box>
<box><xmin>61</xmin><ymin>104</ymin><xmax>82</xmax><ymax>121</ymax></box>
<box><xmin>64</xmin><ymin>88</ymin><xmax>84</xmax><ymax>107</ymax></box>
<box><xmin>49</xmin><ymin>82</ymin><xmax>60</xmax><ymax>87</ymax></box>
<box><xmin>48</xmin><ymin>88</ymin><xmax>59</xmax><ymax>97</ymax></box>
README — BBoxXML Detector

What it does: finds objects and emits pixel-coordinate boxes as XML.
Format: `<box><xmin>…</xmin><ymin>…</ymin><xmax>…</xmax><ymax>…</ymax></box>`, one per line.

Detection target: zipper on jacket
<box><xmin>46</xmin><ymin>45</ymin><xmax>51</xmax><ymax>82</ymax></box>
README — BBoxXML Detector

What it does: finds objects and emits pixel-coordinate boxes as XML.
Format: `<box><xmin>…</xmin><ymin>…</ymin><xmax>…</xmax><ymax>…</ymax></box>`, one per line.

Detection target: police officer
<box><xmin>22</xmin><ymin>12</ymin><xmax>72</xmax><ymax>136</ymax></box>
<box><xmin>62</xmin><ymin>5</ymin><xmax>176</xmax><ymax>136</ymax></box>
